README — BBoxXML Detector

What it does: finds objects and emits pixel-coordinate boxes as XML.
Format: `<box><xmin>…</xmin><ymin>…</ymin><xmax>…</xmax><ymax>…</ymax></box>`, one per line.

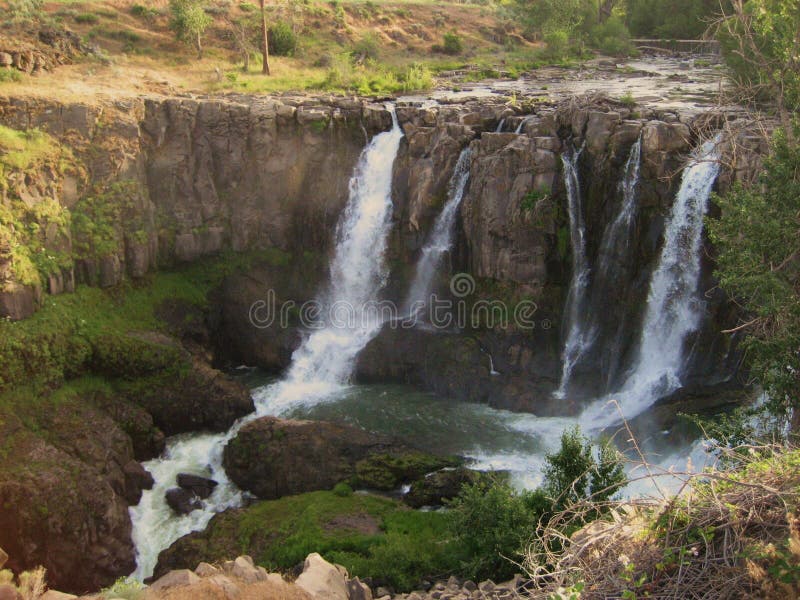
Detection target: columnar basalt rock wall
<box><xmin>0</xmin><ymin>94</ymin><xmax>763</xmax><ymax>399</ymax></box>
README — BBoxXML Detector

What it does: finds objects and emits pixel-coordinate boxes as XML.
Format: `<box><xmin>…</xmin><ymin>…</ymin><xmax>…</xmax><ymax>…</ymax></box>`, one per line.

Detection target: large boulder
<box><xmin>295</xmin><ymin>553</ymin><xmax>349</xmax><ymax>600</ymax></box>
<box><xmin>223</xmin><ymin>417</ymin><xmax>457</xmax><ymax>499</ymax></box>
<box><xmin>403</xmin><ymin>468</ymin><xmax>497</xmax><ymax>508</ymax></box>
<box><xmin>0</xmin><ymin>407</ymin><xmax>137</xmax><ymax>593</ymax></box>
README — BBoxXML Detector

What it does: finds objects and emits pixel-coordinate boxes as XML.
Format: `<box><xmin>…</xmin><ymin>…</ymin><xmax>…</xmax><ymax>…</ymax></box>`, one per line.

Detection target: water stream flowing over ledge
<box><xmin>130</xmin><ymin>106</ymin><xmax>404</xmax><ymax>580</ymax></box>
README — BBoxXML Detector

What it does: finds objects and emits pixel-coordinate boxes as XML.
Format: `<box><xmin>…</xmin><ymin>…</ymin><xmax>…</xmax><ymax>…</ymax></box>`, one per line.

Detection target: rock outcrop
<box><xmin>223</xmin><ymin>416</ymin><xmax>457</xmax><ymax>499</ymax></box>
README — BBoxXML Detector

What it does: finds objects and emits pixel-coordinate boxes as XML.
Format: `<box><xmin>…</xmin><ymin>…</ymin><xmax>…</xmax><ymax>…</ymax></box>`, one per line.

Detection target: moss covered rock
<box><xmin>223</xmin><ymin>417</ymin><xmax>459</xmax><ymax>499</ymax></box>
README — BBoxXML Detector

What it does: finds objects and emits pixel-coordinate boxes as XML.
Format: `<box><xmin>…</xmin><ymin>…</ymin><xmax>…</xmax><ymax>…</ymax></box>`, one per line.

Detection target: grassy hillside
<box><xmin>1</xmin><ymin>0</ymin><xmax>541</xmax><ymax>97</ymax></box>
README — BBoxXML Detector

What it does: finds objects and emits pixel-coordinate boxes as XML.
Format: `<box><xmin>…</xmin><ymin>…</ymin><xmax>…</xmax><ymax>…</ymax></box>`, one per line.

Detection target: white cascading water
<box><xmin>581</xmin><ymin>135</ymin><xmax>722</xmax><ymax>428</ymax></box>
<box><xmin>402</xmin><ymin>147</ymin><xmax>472</xmax><ymax>317</ymax></box>
<box><xmin>514</xmin><ymin>117</ymin><xmax>530</xmax><ymax>134</ymax></box>
<box><xmin>554</xmin><ymin>146</ymin><xmax>592</xmax><ymax>399</ymax></box>
<box><xmin>495</xmin><ymin>119</ymin><xmax>506</xmax><ymax>133</ymax></box>
<box><xmin>270</xmin><ymin>106</ymin><xmax>405</xmax><ymax>406</ymax></box>
<box><xmin>129</xmin><ymin>106</ymin><xmax>404</xmax><ymax>580</ymax></box>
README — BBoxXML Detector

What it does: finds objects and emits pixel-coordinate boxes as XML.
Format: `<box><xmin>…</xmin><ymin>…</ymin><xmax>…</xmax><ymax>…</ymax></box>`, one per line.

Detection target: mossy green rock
<box><xmin>355</xmin><ymin>452</ymin><xmax>460</xmax><ymax>491</ymax></box>
<box><xmin>154</xmin><ymin>490</ymin><xmax>457</xmax><ymax>591</ymax></box>
<box><xmin>223</xmin><ymin>416</ymin><xmax>459</xmax><ymax>499</ymax></box>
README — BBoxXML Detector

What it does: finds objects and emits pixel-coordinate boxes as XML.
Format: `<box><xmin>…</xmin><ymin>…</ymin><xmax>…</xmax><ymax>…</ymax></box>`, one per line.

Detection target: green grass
<box><xmin>0</xmin><ymin>125</ymin><xmax>63</xmax><ymax>172</ymax></box>
<box><xmin>233</xmin><ymin>490</ymin><xmax>457</xmax><ymax>590</ymax></box>
<box><xmin>0</xmin><ymin>250</ymin><xmax>281</xmax><ymax>390</ymax></box>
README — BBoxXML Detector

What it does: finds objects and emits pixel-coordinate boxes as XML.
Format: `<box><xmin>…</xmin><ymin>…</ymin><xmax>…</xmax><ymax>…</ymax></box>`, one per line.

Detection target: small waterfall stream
<box><xmin>129</xmin><ymin>106</ymin><xmax>404</xmax><ymax>580</ymax></box>
<box><xmin>403</xmin><ymin>147</ymin><xmax>472</xmax><ymax>317</ymax></box>
<box><xmin>581</xmin><ymin>135</ymin><xmax>722</xmax><ymax>428</ymax></box>
<box><xmin>554</xmin><ymin>146</ymin><xmax>592</xmax><ymax>399</ymax></box>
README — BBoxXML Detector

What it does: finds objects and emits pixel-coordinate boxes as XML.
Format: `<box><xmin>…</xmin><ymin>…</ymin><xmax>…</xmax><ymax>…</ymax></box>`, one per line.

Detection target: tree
<box><xmin>543</xmin><ymin>426</ymin><xmax>626</xmax><ymax>510</ymax></box>
<box><xmin>259</xmin><ymin>0</ymin><xmax>271</xmax><ymax>75</ymax></box>
<box><xmin>228</xmin><ymin>16</ymin><xmax>256</xmax><ymax>72</ymax></box>
<box><xmin>716</xmin><ymin>0</ymin><xmax>800</xmax><ymax>142</ymax></box>
<box><xmin>168</xmin><ymin>0</ymin><xmax>212</xmax><ymax>59</ymax></box>
<box><xmin>707</xmin><ymin>131</ymin><xmax>800</xmax><ymax>431</ymax></box>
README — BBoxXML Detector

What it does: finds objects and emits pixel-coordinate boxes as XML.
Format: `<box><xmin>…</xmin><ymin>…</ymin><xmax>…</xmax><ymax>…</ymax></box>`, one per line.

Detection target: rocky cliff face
<box><xmin>0</xmin><ymin>93</ymin><xmax>763</xmax><ymax>403</ymax></box>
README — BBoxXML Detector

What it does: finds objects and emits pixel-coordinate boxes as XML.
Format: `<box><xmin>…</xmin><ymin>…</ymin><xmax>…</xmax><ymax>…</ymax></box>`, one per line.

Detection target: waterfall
<box><xmin>495</xmin><ymin>119</ymin><xmax>506</xmax><ymax>133</ymax></box>
<box><xmin>581</xmin><ymin>135</ymin><xmax>722</xmax><ymax>427</ymax></box>
<box><xmin>515</xmin><ymin>117</ymin><xmax>530</xmax><ymax>134</ymax></box>
<box><xmin>276</xmin><ymin>107</ymin><xmax>405</xmax><ymax>397</ymax></box>
<box><xmin>402</xmin><ymin>147</ymin><xmax>472</xmax><ymax>317</ymax></box>
<box><xmin>554</xmin><ymin>146</ymin><xmax>592</xmax><ymax>399</ymax></box>
<box><xmin>129</xmin><ymin>106</ymin><xmax>404</xmax><ymax>580</ymax></box>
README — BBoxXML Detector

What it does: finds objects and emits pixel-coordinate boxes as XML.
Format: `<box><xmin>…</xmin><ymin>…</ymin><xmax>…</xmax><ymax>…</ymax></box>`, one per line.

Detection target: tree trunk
<box><xmin>260</xmin><ymin>0</ymin><xmax>271</xmax><ymax>76</ymax></box>
<box><xmin>196</xmin><ymin>31</ymin><xmax>202</xmax><ymax>59</ymax></box>
<box><xmin>599</xmin><ymin>0</ymin><xmax>616</xmax><ymax>22</ymax></box>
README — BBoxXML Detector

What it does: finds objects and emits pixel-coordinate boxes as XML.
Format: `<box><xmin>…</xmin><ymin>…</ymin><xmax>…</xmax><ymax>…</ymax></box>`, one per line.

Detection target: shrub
<box><xmin>590</xmin><ymin>16</ymin><xmax>634</xmax><ymax>57</ymax></box>
<box><xmin>543</xmin><ymin>426</ymin><xmax>626</xmax><ymax>511</ymax></box>
<box><xmin>0</xmin><ymin>68</ymin><xmax>22</xmax><ymax>83</ymax></box>
<box><xmin>352</xmin><ymin>33</ymin><xmax>380</xmax><ymax>61</ymax></box>
<box><xmin>131</xmin><ymin>4</ymin><xmax>159</xmax><ymax>20</ymax></box>
<box><xmin>446</xmin><ymin>478</ymin><xmax>543</xmax><ymax>581</ymax></box>
<box><xmin>74</xmin><ymin>12</ymin><xmax>99</xmax><ymax>24</ymax></box>
<box><xmin>333</xmin><ymin>482</ymin><xmax>353</xmax><ymax>497</ymax></box>
<box><xmin>442</xmin><ymin>32</ymin><xmax>463</xmax><ymax>55</ymax></box>
<box><xmin>269</xmin><ymin>21</ymin><xmax>298</xmax><ymax>57</ymax></box>
<box><xmin>101</xmin><ymin>577</ymin><xmax>146</xmax><ymax>600</ymax></box>
<box><xmin>542</xmin><ymin>29</ymin><xmax>570</xmax><ymax>61</ymax></box>
<box><xmin>239</xmin><ymin>1</ymin><xmax>257</xmax><ymax>11</ymax></box>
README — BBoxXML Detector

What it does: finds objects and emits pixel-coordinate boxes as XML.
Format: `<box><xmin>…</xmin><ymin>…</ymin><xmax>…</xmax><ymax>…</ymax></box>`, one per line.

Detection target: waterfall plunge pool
<box><xmin>243</xmin><ymin>371</ymin><xmax>717</xmax><ymax>491</ymax></box>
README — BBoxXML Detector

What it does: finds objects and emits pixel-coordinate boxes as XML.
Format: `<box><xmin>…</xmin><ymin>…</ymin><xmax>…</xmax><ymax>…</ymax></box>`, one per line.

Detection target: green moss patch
<box><xmin>354</xmin><ymin>452</ymin><xmax>461</xmax><ymax>490</ymax></box>
<box><xmin>163</xmin><ymin>490</ymin><xmax>457</xmax><ymax>591</ymax></box>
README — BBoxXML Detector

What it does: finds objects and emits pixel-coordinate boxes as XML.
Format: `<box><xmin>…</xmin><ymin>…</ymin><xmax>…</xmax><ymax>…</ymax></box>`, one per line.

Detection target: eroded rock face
<box><xmin>0</xmin><ymin>408</ymin><xmax>137</xmax><ymax>592</ymax></box>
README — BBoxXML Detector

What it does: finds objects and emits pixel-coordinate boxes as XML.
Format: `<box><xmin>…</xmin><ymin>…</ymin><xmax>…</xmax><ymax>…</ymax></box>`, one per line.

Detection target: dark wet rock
<box><xmin>404</xmin><ymin>468</ymin><xmax>500</xmax><ymax>508</ymax></box>
<box><xmin>166</xmin><ymin>488</ymin><xmax>203</xmax><ymax>515</ymax></box>
<box><xmin>223</xmin><ymin>416</ymin><xmax>457</xmax><ymax>499</ymax></box>
<box><xmin>177</xmin><ymin>473</ymin><xmax>218</xmax><ymax>499</ymax></box>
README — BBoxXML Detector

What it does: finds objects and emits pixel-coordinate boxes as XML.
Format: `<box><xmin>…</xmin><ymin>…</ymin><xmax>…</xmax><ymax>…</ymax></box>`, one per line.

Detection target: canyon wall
<box><xmin>0</xmin><ymin>93</ymin><xmax>764</xmax><ymax>407</ymax></box>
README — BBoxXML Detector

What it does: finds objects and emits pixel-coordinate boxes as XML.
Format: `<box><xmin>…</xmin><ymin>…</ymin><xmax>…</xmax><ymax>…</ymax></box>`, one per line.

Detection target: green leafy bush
<box><xmin>446</xmin><ymin>478</ymin><xmax>547</xmax><ymax>581</ymax></box>
<box><xmin>590</xmin><ymin>16</ymin><xmax>634</xmax><ymax>57</ymax></box>
<box><xmin>542</xmin><ymin>29</ymin><xmax>570</xmax><ymax>61</ymax></box>
<box><xmin>269</xmin><ymin>21</ymin><xmax>298</xmax><ymax>57</ymax></box>
<box><xmin>0</xmin><ymin>68</ymin><xmax>22</xmax><ymax>83</ymax></box>
<box><xmin>131</xmin><ymin>4</ymin><xmax>160</xmax><ymax>20</ymax></box>
<box><xmin>442</xmin><ymin>32</ymin><xmax>464</xmax><ymax>55</ymax></box>
<box><xmin>544</xmin><ymin>426</ymin><xmax>626</xmax><ymax>511</ymax></box>
<box><xmin>333</xmin><ymin>482</ymin><xmax>353</xmax><ymax>497</ymax></box>
<box><xmin>74</xmin><ymin>12</ymin><xmax>99</xmax><ymax>24</ymax></box>
<box><xmin>352</xmin><ymin>33</ymin><xmax>381</xmax><ymax>61</ymax></box>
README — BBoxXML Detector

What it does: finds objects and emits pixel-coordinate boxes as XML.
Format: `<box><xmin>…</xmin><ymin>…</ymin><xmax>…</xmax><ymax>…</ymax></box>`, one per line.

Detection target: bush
<box><xmin>590</xmin><ymin>16</ymin><xmax>634</xmax><ymax>57</ymax></box>
<box><xmin>0</xmin><ymin>68</ymin><xmax>22</xmax><ymax>83</ymax></box>
<box><xmin>542</xmin><ymin>29</ymin><xmax>570</xmax><ymax>61</ymax></box>
<box><xmin>543</xmin><ymin>426</ymin><xmax>626</xmax><ymax>511</ymax></box>
<box><xmin>239</xmin><ymin>1</ymin><xmax>257</xmax><ymax>11</ymax></box>
<box><xmin>74</xmin><ymin>12</ymin><xmax>99</xmax><ymax>24</ymax></box>
<box><xmin>352</xmin><ymin>33</ymin><xmax>380</xmax><ymax>61</ymax></box>
<box><xmin>130</xmin><ymin>4</ymin><xmax>159</xmax><ymax>20</ymax></box>
<box><xmin>446</xmin><ymin>478</ymin><xmax>544</xmax><ymax>581</ymax></box>
<box><xmin>442</xmin><ymin>32</ymin><xmax>463</xmax><ymax>55</ymax></box>
<box><xmin>333</xmin><ymin>482</ymin><xmax>353</xmax><ymax>497</ymax></box>
<box><xmin>101</xmin><ymin>577</ymin><xmax>146</xmax><ymax>600</ymax></box>
<box><xmin>268</xmin><ymin>21</ymin><xmax>298</xmax><ymax>57</ymax></box>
